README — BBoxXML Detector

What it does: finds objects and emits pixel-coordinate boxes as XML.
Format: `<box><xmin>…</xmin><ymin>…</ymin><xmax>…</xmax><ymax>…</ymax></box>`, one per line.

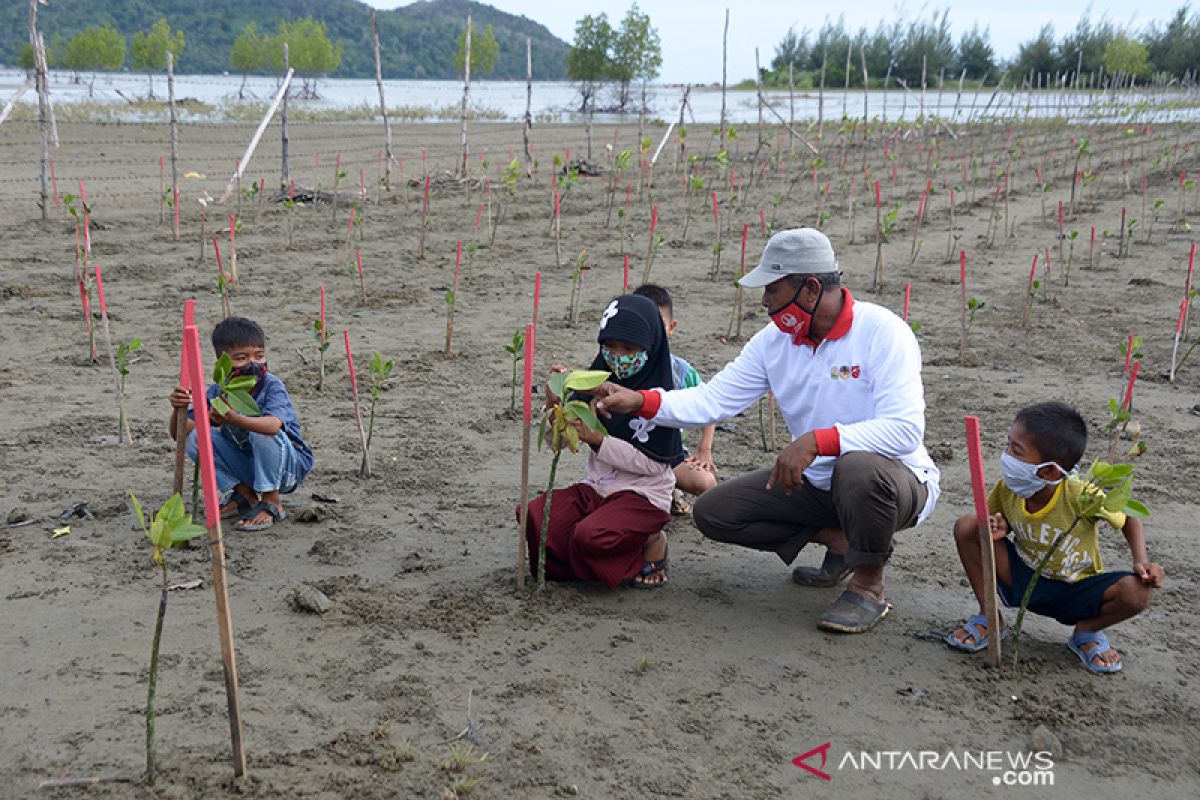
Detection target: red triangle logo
<box><xmin>792</xmin><ymin>742</ymin><xmax>832</xmax><ymax>781</ymax></box>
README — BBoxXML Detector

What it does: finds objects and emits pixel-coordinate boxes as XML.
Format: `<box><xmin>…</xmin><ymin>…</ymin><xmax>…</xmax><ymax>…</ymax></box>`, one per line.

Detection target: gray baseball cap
<box><xmin>739</xmin><ymin>228</ymin><xmax>839</xmax><ymax>287</ymax></box>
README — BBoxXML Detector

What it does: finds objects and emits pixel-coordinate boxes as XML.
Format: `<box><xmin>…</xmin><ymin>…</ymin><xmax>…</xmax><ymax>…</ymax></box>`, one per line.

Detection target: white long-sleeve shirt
<box><xmin>643</xmin><ymin>291</ymin><xmax>940</xmax><ymax>523</ymax></box>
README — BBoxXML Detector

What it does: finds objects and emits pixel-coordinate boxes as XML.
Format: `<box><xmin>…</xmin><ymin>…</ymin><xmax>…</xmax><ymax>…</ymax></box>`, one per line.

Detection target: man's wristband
<box><xmin>636</xmin><ymin>389</ymin><xmax>661</xmax><ymax>419</ymax></box>
<box><xmin>812</xmin><ymin>426</ymin><xmax>841</xmax><ymax>456</ymax></box>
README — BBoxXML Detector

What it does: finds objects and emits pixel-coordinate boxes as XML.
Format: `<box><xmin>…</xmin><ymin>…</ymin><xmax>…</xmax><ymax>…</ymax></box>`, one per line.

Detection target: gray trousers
<box><xmin>692</xmin><ymin>451</ymin><xmax>928</xmax><ymax>569</ymax></box>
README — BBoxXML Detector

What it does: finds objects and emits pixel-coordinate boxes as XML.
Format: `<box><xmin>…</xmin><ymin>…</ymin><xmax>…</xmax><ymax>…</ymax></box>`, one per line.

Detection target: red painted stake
<box><xmin>904</xmin><ymin>282</ymin><xmax>911</xmax><ymax>321</ymax></box>
<box><xmin>759</xmin><ymin>208</ymin><xmax>766</xmax><ymax>234</ymax></box>
<box><xmin>1124</xmin><ymin>334</ymin><xmax>1135</xmax><ymax>375</ymax></box>
<box><xmin>180</xmin><ymin>324</ymin><xmax>247</xmax><ymax>777</ymax></box>
<box><xmin>1122</xmin><ymin>361</ymin><xmax>1140</xmax><ymax>412</ymax></box>
<box><xmin>355</xmin><ymin>250</ymin><xmax>366</xmax><ymax>304</ymax></box>
<box><xmin>623</xmin><ymin>255</ymin><xmax>630</xmax><ymax>293</ymax></box>
<box><xmin>965</xmin><ymin>415</ymin><xmax>1002</xmax><ymax>667</ymax></box>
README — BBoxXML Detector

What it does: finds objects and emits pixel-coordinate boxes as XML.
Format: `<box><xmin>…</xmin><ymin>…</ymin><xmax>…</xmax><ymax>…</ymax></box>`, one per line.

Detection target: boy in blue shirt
<box><xmin>168</xmin><ymin>317</ymin><xmax>313</xmax><ymax>531</ymax></box>
<box><xmin>634</xmin><ymin>284</ymin><xmax>718</xmax><ymax>514</ymax></box>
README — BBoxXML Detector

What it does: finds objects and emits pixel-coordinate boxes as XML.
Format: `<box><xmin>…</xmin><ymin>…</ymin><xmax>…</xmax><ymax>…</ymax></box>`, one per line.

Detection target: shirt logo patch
<box><xmin>830</xmin><ymin>365</ymin><xmax>862</xmax><ymax>380</ymax></box>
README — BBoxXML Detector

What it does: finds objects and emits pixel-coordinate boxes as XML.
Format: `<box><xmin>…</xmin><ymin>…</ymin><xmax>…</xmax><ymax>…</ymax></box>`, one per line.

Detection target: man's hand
<box><xmin>593</xmin><ymin>382</ymin><xmax>644</xmax><ymax>418</ymax></box>
<box><xmin>1133</xmin><ymin>561</ymin><xmax>1165</xmax><ymax>588</ymax></box>
<box><xmin>987</xmin><ymin>512</ymin><xmax>1009</xmax><ymax>541</ymax></box>
<box><xmin>169</xmin><ymin>386</ymin><xmax>192</xmax><ymax>410</ymax></box>
<box><xmin>766</xmin><ymin>432</ymin><xmax>818</xmax><ymax>494</ymax></box>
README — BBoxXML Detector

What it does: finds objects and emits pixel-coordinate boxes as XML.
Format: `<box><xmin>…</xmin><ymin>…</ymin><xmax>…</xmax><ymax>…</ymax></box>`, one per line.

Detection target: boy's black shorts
<box><xmin>998</xmin><ymin>539</ymin><xmax>1131</xmax><ymax>626</ymax></box>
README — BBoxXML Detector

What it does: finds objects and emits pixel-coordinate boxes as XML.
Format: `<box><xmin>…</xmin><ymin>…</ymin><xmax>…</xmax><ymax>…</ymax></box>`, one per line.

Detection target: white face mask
<box><xmin>999</xmin><ymin>451</ymin><xmax>1071</xmax><ymax>499</ymax></box>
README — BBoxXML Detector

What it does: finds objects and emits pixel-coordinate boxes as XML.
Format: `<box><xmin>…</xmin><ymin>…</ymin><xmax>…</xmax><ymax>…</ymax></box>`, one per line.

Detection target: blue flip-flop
<box><xmin>1068</xmin><ymin>631</ymin><xmax>1123</xmax><ymax>673</ymax></box>
<box><xmin>946</xmin><ymin>613</ymin><xmax>1009</xmax><ymax>653</ymax></box>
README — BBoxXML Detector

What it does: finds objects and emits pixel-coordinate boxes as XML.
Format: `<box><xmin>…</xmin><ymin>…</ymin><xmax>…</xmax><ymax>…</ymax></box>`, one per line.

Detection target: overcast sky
<box><xmin>365</xmin><ymin>1</ymin><xmax>1186</xmax><ymax>82</ymax></box>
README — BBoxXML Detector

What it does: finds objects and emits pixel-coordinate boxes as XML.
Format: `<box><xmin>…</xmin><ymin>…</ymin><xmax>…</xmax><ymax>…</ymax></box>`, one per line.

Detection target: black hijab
<box><xmin>578</xmin><ymin>294</ymin><xmax>685</xmax><ymax>467</ymax></box>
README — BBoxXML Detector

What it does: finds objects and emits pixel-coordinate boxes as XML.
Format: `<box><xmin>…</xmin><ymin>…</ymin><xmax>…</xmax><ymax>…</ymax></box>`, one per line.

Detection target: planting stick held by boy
<box><xmin>633</xmin><ymin>284</ymin><xmax>719</xmax><ymax>515</ymax></box>
<box><xmin>946</xmin><ymin>402</ymin><xmax>1163</xmax><ymax>673</ymax></box>
<box><xmin>168</xmin><ymin>317</ymin><xmax>313</xmax><ymax>532</ymax></box>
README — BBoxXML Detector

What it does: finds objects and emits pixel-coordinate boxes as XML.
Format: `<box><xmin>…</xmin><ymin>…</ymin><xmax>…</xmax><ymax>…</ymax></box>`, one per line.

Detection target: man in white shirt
<box><xmin>594</xmin><ymin>228</ymin><xmax>940</xmax><ymax>633</ymax></box>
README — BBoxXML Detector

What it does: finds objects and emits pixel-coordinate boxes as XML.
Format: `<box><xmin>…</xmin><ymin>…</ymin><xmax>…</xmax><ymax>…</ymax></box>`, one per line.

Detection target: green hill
<box><xmin>1</xmin><ymin>0</ymin><xmax>569</xmax><ymax>80</ymax></box>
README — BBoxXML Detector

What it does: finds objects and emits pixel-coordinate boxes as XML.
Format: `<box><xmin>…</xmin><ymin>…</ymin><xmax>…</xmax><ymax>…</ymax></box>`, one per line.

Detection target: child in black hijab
<box><xmin>520</xmin><ymin>294</ymin><xmax>684</xmax><ymax>589</ymax></box>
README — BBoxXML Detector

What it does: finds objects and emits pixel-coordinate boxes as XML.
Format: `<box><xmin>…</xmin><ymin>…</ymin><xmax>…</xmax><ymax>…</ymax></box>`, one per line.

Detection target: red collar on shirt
<box><xmin>796</xmin><ymin>288</ymin><xmax>854</xmax><ymax>347</ymax></box>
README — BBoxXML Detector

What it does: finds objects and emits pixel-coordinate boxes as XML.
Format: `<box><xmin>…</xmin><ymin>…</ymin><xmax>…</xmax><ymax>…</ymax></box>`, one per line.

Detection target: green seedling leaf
<box><xmin>563</xmin><ymin>370</ymin><xmax>611</xmax><ymax>392</ymax></box>
<box><xmin>209</xmin><ymin>396</ymin><xmax>232</xmax><ymax>416</ymax></box>
<box><xmin>224</xmin><ymin>391</ymin><xmax>260</xmax><ymax>417</ymax></box>
<box><xmin>548</xmin><ymin>372</ymin><xmax>568</xmax><ymax>400</ymax></box>
<box><xmin>212</xmin><ymin>353</ymin><xmax>233</xmax><ymax>384</ymax></box>
<box><xmin>564</xmin><ymin>400</ymin><xmax>603</xmax><ymax>432</ymax></box>
<box><xmin>225</xmin><ymin>376</ymin><xmax>258</xmax><ymax>393</ymax></box>
<box><xmin>129</xmin><ymin>492</ymin><xmax>146</xmax><ymax>532</ymax></box>
<box><xmin>1125</xmin><ymin>499</ymin><xmax>1150</xmax><ymax>517</ymax></box>
<box><xmin>169</xmin><ymin>522</ymin><xmax>207</xmax><ymax>544</ymax></box>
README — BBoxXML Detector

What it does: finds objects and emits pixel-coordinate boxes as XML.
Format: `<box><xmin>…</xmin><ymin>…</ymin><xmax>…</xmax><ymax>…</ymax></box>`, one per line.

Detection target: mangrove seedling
<box><xmin>505</xmin><ymin>327</ymin><xmax>525</xmax><ymax>413</ymax></box>
<box><xmin>313</xmin><ymin>320</ymin><xmax>331</xmax><ymax>391</ymax></box>
<box><xmin>116</xmin><ymin>338</ymin><xmax>143</xmax><ymax>440</ymax></box>
<box><xmin>129</xmin><ymin>492</ymin><xmax>207</xmax><ymax>786</ymax></box>
<box><xmin>209</xmin><ymin>353</ymin><xmax>260</xmax><ymax>418</ymax></box>
<box><xmin>535</xmin><ymin>368</ymin><xmax>610</xmax><ymax>589</ymax></box>
<box><xmin>364</xmin><ymin>352</ymin><xmax>393</xmax><ymax>463</ymax></box>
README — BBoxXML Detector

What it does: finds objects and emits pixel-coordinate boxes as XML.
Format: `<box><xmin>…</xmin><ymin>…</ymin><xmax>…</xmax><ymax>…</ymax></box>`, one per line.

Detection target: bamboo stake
<box><xmin>173</xmin><ymin>300</ymin><xmax>196</xmax><ymax>498</ymax></box>
<box><xmin>719</xmin><ymin>9</ymin><xmax>728</xmax><ymax>146</ymax></box>
<box><xmin>167</xmin><ymin>52</ymin><xmax>179</xmax><ymax>239</ymax></box>
<box><xmin>94</xmin><ymin>266</ymin><xmax>132</xmax><ymax>444</ymax></box>
<box><xmin>516</xmin><ymin>322</ymin><xmax>534</xmax><ymax>590</ymax></box>
<box><xmin>371</xmin><ymin>10</ymin><xmax>393</xmax><ymax>191</ymax></box>
<box><xmin>281</xmin><ymin>44</ymin><xmax>289</xmax><ymax>190</ymax></box>
<box><xmin>459</xmin><ymin>15</ymin><xmax>472</xmax><ymax>178</ymax></box>
<box><xmin>344</xmin><ymin>329</ymin><xmax>371</xmax><ymax>477</ymax></box>
<box><xmin>523</xmin><ymin>38</ymin><xmax>533</xmax><ymax>177</ymax></box>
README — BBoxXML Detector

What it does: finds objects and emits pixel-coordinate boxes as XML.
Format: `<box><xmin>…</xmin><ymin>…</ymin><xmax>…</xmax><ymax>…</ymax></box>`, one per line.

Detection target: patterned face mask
<box><xmin>601</xmin><ymin>346</ymin><xmax>648</xmax><ymax>379</ymax></box>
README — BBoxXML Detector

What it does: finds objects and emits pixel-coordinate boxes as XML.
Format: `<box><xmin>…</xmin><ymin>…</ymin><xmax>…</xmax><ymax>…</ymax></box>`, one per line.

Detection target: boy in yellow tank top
<box><xmin>945</xmin><ymin>402</ymin><xmax>1164</xmax><ymax>673</ymax></box>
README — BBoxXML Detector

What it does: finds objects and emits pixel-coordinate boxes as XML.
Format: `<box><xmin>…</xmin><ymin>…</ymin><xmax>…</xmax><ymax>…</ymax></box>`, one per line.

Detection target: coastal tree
<box><xmin>62</xmin><ymin>23</ymin><xmax>126</xmax><ymax>97</ymax></box>
<box><xmin>567</xmin><ymin>13</ymin><xmax>615</xmax><ymax>112</ymax></box>
<box><xmin>130</xmin><ymin>18</ymin><xmax>186</xmax><ymax>99</ymax></box>
<box><xmin>230</xmin><ymin>22</ymin><xmax>266</xmax><ymax>100</ymax></box>
<box><xmin>611</xmin><ymin>3</ymin><xmax>662</xmax><ymax>111</ymax></box>
<box><xmin>268</xmin><ymin>17</ymin><xmax>343</xmax><ymax>99</ymax></box>
<box><xmin>956</xmin><ymin>24</ymin><xmax>995</xmax><ymax>79</ymax></box>
<box><xmin>454</xmin><ymin>20</ymin><xmax>499</xmax><ymax>77</ymax></box>
<box><xmin>1104</xmin><ymin>32</ymin><xmax>1151</xmax><ymax>81</ymax></box>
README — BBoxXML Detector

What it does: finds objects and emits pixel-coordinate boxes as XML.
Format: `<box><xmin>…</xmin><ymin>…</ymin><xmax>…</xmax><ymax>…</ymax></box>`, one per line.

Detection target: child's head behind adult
<box><xmin>212</xmin><ymin>316</ymin><xmax>266</xmax><ymax>358</ymax></box>
<box><xmin>632</xmin><ymin>283</ymin><xmax>677</xmax><ymax>336</ymax></box>
<box><xmin>1012</xmin><ymin>401</ymin><xmax>1087</xmax><ymax>470</ymax></box>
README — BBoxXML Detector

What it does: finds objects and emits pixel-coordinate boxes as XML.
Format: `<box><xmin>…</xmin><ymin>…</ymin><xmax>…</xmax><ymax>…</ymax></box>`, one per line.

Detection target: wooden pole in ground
<box><xmin>371</xmin><ymin>11</ymin><xmax>393</xmax><ymax>192</ymax></box>
<box><xmin>93</xmin><ymin>266</ymin><xmax>132</xmax><ymax>445</ymax></box>
<box><xmin>280</xmin><ymin>44</ymin><xmax>290</xmax><ymax>191</ymax></box>
<box><xmin>459</xmin><ymin>15</ymin><xmax>472</xmax><ymax>178</ymax></box>
<box><xmin>719</xmin><ymin>8</ymin><xmax>728</xmax><ymax>147</ymax></box>
<box><xmin>788</xmin><ymin>62</ymin><xmax>795</xmax><ymax>154</ymax></box>
<box><xmin>181</xmin><ymin>325</ymin><xmax>247</xmax><ymax>777</ymax></box>
<box><xmin>965</xmin><ymin>415</ymin><xmax>1002</xmax><ymax>668</ymax></box>
<box><xmin>516</xmin><ymin>321</ymin><xmax>534</xmax><ymax>591</ymax></box>
<box><xmin>168</xmin><ymin>52</ymin><xmax>179</xmax><ymax>239</ymax></box>
<box><xmin>523</xmin><ymin>37</ymin><xmax>533</xmax><ymax>177</ymax></box>
<box><xmin>173</xmin><ymin>300</ymin><xmax>196</xmax><ymax>497</ymax></box>
<box><xmin>842</xmin><ymin>41</ymin><xmax>851</xmax><ymax>119</ymax></box>
<box><xmin>818</xmin><ymin>51</ymin><xmax>827</xmax><ymax>148</ymax></box>
<box><xmin>29</xmin><ymin>0</ymin><xmax>48</xmax><ymax>220</ymax></box>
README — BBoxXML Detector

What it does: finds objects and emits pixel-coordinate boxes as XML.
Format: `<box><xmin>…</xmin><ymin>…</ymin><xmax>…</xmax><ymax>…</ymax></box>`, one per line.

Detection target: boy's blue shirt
<box><xmin>194</xmin><ymin>373</ymin><xmax>314</xmax><ymax>482</ymax></box>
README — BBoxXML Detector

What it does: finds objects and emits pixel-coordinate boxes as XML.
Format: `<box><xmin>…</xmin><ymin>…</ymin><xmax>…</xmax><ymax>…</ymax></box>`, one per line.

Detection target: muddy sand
<box><xmin>0</xmin><ymin>119</ymin><xmax>1197</xmax><ymax>799</ymax></box>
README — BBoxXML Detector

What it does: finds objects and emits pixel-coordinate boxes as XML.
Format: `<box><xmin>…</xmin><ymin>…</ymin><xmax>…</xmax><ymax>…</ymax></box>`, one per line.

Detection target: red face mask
<box><xmin>768</xmin><ymin>282</ymin><xmax>823</xmax><ymax>342</ymax></box>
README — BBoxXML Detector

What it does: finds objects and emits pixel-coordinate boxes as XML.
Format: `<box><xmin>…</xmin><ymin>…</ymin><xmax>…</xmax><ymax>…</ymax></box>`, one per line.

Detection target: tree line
<box><xmin>761</xmin><ymin>6</ymin><xmax>1200</xmax><ymax>90</ymax></box>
